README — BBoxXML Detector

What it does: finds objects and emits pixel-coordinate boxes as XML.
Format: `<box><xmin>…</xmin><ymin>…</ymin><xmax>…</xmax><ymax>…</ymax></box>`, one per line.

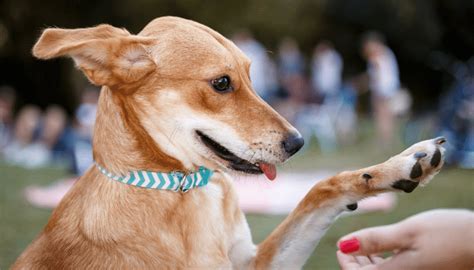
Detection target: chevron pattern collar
<box><xmin>95</xmin><ymin>162</ymin><xmax>214</xmax><ymax>193</ymax></box>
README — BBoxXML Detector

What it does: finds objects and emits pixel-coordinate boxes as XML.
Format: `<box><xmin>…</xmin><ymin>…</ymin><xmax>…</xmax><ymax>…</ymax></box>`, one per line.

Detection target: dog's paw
<box><xmin>363</xmin><ymin>137</ymin><xmax>446</xmax><ymax>194</ymax></box>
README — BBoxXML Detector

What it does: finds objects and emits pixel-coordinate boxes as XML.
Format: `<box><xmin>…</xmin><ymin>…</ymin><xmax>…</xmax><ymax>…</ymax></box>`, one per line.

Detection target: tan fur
<box><xmin>14</xmin><ymin>17</ymin><xmax>445</xmax><ymax>269</ymax></box>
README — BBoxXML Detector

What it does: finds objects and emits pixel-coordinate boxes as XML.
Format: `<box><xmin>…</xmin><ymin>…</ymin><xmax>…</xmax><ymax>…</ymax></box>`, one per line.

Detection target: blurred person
<box><xmin>278</xmin><ymin>37</ymin><xmax>305</xmax><ymax>81</ymax></box>
<box><xmin>334</xmin><ymin>80</ymin><xmax>359</xmax><ymax>144</ymax></box>
<box><xmin>296</xmin><ymin>41</ymin><xmax>359</xmax><ymax>152</ymax></box>
<box><xmin>294</xmin><ymin>81</ymin><xmax>359</xmax><ymax>153</ymax></box>
<box><xmin>4</xmin><ymin>104</ymin><xmax>70</xmax><ymax>169</ymax></box>
<box><xmin>277</xmin><ymin>37</ymin><xmax>306</xmax><ymax>100</ymax></box>
<box><xmin>71</xmin><ymin>86</ymin><xmax>98</xmax><ymax>175</ymax></box>
<box><xmin>362</xmin><ymin>32</ymin><xmax>401</xmax><ymax>145</ymax></box>
<box><xmin>25</xmin><ymin>87</ymin><xmax>99</xmax><ymax>208</ymax></box>
<box><xmin>3</xmin><ymin>105</ymin><xmax>51</xmax><ymax>168</ymax></box>
<box><xmin>232</xmin><ymin>30</ymin><xmax>277</xmax><ymax>102</ymax></box>
<box><xmin>266</xmin><ymin>59</ymin><xmax>280</xmax><ymax>103</ymax></box>
<box><xmin>40</xmin><ymin>105</ymin><xmax>68</xmax><ymax>162</ymax></box>
<box><xmin>337</xmin><ymin>209</ymin><xmax>474</xmax><ymax>270</ymax></box>
<box><xmin>276</xmin><ymin>37</ymin><xmax>308</xmax><ymax>122</ymax></box>
<box><xmin>0</xmin><ymin>85</ymin><xmax>16</xmax><ymax>151</ymax></box>
<box><xmin>311</xmin><ymin>41</ymin><xmax>358</xmax><ymax>144</ymax></box>
<box><xmin>311</xmin><ymin>40</ymin><xmax>343</xmax><ymax>102</ymax></box>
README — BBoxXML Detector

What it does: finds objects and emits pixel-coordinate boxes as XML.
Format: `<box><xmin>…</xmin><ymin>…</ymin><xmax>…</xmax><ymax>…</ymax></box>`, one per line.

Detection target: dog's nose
<box><xmin>282</xmin><ymin>133</ymin><xmax>304</xmax><ymax>156</ymax></box>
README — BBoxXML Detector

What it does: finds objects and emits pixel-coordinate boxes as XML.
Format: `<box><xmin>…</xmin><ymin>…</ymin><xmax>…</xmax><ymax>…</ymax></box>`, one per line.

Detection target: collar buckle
<box><xmin>178</xmin><ymin>173</ymin><xmax>190</xmax><ymax>193</ymax></box>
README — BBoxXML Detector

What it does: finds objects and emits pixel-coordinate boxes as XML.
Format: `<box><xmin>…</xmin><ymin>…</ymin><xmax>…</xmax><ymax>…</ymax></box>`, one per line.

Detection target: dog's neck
<box><xmin>92</xmin><ymin>87</ymin><xmax>185</xmax><ymax>175</ymax></box>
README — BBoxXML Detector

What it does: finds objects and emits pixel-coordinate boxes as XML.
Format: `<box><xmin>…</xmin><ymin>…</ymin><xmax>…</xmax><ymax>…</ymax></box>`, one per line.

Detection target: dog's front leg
<box><xmin>249</xmin><ymin>177</ymin><xmax>354</xmax><ymax>270</ymax></box>
<box><xmin>246</xmin><ymin>137</ymin><xmax>445</xmax><ymax>270</ymax></box>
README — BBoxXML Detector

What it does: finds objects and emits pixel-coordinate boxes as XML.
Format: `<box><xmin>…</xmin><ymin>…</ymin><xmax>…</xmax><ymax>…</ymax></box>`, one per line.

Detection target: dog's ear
<box><xmin>32</xmin><ymin>24</ymin><xmax>156</xmax><ymax>87</ymax></box>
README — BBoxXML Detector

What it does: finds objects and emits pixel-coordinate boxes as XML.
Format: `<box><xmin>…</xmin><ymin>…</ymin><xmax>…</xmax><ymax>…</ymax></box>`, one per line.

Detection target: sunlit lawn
<box><xmin>1</xmin><ymin>133</ymin><xmax>473</xmax><ymax>269</ymax></box>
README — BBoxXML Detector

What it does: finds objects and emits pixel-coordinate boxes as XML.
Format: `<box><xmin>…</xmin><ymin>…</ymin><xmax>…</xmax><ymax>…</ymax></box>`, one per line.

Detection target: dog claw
<box><xmin>414</xmin><ymin>152</ymin><xmax>427</xmax><ymax>159</ymax></box>
<box><xmin>434</xmin><ymin>136</ymin><xmax>446</xmax><ymax>145</ymax></box>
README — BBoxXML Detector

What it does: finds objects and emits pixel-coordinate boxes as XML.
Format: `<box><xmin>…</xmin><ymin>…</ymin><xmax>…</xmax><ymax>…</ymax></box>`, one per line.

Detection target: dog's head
<box><xmin>32</xmin><ymin>17</ymin><xmax>303</xmax><ymax>180</ymax></box>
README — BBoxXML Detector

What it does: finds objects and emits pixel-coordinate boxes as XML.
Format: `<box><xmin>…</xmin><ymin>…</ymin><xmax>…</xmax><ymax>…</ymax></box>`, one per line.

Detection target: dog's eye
<box><xmin>211</xmin><ymin>76</ymin><xmax>233</xmax><ymax>92</ymax></box>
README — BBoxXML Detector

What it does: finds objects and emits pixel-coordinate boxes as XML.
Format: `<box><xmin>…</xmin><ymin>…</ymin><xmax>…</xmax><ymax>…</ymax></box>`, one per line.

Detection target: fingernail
<box><xmin>338</xmin><ymin>237</ymin><xmax>360</xmax><ymax>254</ymax></box>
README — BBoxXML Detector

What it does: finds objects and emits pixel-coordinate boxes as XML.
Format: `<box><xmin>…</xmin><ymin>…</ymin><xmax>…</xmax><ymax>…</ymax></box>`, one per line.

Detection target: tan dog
<box><xmin>13</xmin><ymin>17</ymin><xmax>446</xmax><ymax>269</ymax></box>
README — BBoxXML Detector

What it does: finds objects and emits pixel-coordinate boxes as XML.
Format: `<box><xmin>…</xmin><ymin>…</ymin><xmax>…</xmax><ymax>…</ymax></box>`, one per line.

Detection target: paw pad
<box><xmin>431</xmin><ymin>149</ymin><xmax>442</xmax><ymax>167</ymax></box>
<box><xmin>392</xmin><ymin>179</ymin><xmax>419</xmax><ymax>193</ymax></box>
<box><xmin>362</xmin><ymin>173</ymin><xmax>372</xmax><ymax>182</ymax></box>
<box><xmin>410</xmin><ymin>162</ymin><xmax>423</xmax><ymax>179</ymax></box>
<box><xmin>346</xmin><ymin>203</ymin><xmax>358</xmax><ymax>211</ymax></box>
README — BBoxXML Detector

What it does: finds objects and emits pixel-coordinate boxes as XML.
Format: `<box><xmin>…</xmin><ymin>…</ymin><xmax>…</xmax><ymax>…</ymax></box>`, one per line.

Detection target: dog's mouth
<box><xmin>196</xmin><ymin>130</ymin><xmax>277</xmax><ymax>180</ymax></box>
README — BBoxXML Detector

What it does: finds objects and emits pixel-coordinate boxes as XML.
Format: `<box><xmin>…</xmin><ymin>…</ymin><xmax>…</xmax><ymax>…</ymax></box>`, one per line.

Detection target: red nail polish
<box><xmin>339</xmin><ymin>237</ymin><xmax>360</xmax><ymax>254</ymax></box>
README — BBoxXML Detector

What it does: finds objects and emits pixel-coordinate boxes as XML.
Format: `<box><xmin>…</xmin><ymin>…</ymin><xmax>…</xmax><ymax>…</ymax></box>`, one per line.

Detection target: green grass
<box><xmin>0</xmin><ymin>165</ymin><xmax>68</xmax><ymax>268</ymax></box>
<box><xmin>1</xmin><ymin>137</ymin><xmax>473</xmax><ymax>269</ymax></box>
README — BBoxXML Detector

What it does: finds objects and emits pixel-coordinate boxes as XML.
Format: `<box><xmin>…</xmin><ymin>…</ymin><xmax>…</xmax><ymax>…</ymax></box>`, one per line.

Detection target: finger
<box><xmin>337</xmin><ymin>250</ymin><xmax>367</xmax><ymax>270</ymax></box>
<box><xmin>376</xmin><ymin>251</ymin><xmax>416</xmax><ymax>270</ymax></box>
<box><xmin>338</xmin><ymin>224</ymin><xmax>412</xmax><ymax>256</ymax></box>
<box><xmin>336</xmin><ymin>251</ymin><xmax>379</xmax><ymax>270</ymax></box>
<box><xmin>355</xmin><ymin>256</ymin><xmax>373</xmax><ymax>266</ymax></box>
<box><xmin>369</xmin><ymin>255</ymin><xmax>385</xmax><ymax>264</ymax></box>
<box><xmin>337</xmin><ymin>250</ymin><xmax>359</xmax><ymax>269</ymax></box>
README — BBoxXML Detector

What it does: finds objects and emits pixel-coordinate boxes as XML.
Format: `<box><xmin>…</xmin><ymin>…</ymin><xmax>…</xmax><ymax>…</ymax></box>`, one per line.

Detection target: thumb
<box><xmin>337</xmin><ymin>224</ymin><xmax>413</xmax><ymax>256</ymax></box>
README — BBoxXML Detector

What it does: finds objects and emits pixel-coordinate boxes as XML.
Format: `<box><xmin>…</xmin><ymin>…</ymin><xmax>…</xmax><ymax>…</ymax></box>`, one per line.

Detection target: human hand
<box><xmin>336</xmin><ymin>209</ymin><xmax>474</xmax><ymax>270</ymax></box>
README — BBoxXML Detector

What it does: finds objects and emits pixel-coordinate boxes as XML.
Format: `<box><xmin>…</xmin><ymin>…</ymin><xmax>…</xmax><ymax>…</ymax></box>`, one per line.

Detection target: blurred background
<box><xmin>0</xmin><ymin>0</ymin><xmax>473</xmax><ymax>269</ymax></box>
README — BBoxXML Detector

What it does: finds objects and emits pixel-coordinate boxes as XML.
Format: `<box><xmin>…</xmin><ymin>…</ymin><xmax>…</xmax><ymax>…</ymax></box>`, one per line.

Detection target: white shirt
<box><xmin>234</xmin><ymin>40</ymin><xmax>275</xmax><ymax>98</ymax></box>
<box><xmin>311</xmin><ymin>49</ymin><xmax>343</xmax><ymax>96</ymax></box>
<box><xmin>368</xmin><ymin>48</ymin><xmax>400</xmax><ymax>98</ymax></box>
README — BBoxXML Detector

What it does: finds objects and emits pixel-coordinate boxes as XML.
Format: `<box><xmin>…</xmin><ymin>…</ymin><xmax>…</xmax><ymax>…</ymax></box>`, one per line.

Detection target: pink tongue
<box><xmin>259</xmin><ymin>163</ymin><xmax>277</xmax><ymax>181</ymax></box>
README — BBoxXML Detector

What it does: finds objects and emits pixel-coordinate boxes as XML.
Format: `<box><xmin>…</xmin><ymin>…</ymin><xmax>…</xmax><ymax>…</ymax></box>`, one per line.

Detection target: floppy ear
<box><xmin>32</xmin><ymin>24</ymin><xmax>156</xmax><ymax>87</ymax></box>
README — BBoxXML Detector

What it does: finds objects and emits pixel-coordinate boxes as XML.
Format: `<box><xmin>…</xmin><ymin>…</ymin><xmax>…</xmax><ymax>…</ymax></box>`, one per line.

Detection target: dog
<box><xmin>13</xmin><ymin>17</ymin><xmax>446</xmax><ymax>269</ymax></box>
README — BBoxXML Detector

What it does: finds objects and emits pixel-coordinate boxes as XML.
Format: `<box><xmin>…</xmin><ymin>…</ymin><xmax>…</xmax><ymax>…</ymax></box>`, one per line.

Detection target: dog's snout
<box><xmin>282</xmin><ymin>133</ymin><xmax>304</xmax><ymax>156</ymax></box>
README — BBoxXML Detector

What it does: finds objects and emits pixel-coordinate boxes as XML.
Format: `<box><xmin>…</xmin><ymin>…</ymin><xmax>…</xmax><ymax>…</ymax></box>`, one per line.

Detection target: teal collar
<box><xmin>95</xmin><ymin>162</ymin><xmax>214</xmax><ymax>193</ymax></box>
